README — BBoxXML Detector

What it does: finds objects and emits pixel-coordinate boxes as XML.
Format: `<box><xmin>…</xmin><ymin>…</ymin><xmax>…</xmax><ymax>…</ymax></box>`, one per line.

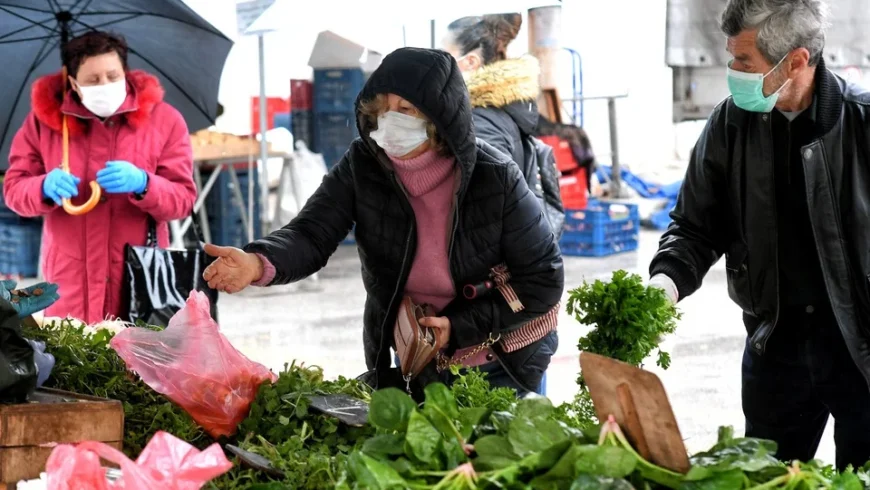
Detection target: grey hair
<box><xmin>720</xmin><ymin>0</ymin><xmax>830</xmax><ymax>66</ymax></box>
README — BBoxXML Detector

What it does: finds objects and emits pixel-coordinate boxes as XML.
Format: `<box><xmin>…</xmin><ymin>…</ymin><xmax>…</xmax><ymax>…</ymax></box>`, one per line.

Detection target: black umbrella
<box><xmin>0</xmin><ymin>0</ymin><xmax>233</xmax><ymax>170</ymax></box>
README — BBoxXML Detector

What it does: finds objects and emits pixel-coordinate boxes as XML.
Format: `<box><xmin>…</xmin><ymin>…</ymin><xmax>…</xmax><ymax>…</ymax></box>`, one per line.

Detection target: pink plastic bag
<box><xmin>45</xmin><ymin>431</ymin><xmax>232</xmax><ymax>490</ymax></box>
<box><xmin>110</xmin><ymin>291</ymin><xmax>275</xmax><ymax>438</ymax></box>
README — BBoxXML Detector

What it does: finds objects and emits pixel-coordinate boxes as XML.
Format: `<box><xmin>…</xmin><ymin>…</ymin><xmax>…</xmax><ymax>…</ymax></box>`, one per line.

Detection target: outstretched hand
<box><xmin>202</xmin><ymin>244</ymin><xmax>264</xmax><ymax>294</ymax></box>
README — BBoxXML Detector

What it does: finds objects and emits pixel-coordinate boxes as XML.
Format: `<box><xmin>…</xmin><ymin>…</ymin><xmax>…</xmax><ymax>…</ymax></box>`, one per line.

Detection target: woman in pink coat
<box><xmin>4</xmin><ymin>31</ymin><xmax>197</xmax><ymax>324</ymax></box>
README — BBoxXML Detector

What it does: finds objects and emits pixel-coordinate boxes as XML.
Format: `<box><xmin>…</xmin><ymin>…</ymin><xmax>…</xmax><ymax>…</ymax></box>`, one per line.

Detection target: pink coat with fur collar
<box><xmin>4</xmin><ymin>70</ymin><xmax>196</xmax><ymax>323</ymax></box>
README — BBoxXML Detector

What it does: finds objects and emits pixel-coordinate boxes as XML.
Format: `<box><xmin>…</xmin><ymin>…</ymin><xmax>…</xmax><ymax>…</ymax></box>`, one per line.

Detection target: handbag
<box><xmin>394</xmin><ymin>296</ymin><xmax>442</xmax><ymax>381</ymax></box>
<box><xmin>122</xmin><ymin>216</ymin><xmax>218</xmax><ymax>327</ymax></box>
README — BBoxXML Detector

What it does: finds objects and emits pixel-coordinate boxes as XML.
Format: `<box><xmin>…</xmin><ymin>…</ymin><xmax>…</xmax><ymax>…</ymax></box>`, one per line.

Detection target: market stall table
<box><xmin>169</xmin><ymin>152</ymin><xmax>304</xmax><ymax>249</ymax></box>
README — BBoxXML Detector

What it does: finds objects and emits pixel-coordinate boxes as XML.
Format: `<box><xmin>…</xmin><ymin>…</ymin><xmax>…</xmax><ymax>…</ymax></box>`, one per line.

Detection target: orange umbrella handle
<box><xmin>60</xmin><ymin>66</ymin><xmax>101</xmax><ymax>216</ymax></box>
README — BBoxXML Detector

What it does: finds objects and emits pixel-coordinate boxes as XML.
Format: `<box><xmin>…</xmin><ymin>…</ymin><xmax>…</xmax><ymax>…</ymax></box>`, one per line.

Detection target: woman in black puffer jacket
<box><xmin>443</xmin><ymin>14</ymin><xmax>564</xmax><ymax>236</ymax></box>
<box><xmin>202</xmin><ymin>48</ymin><xmax>563</xmax><ymax>396</ymax></box>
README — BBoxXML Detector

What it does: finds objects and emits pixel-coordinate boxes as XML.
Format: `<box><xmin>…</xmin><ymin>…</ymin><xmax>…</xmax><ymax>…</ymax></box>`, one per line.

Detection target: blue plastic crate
<box><xmin>0</xmin><ymin>221</ymin><xmax>41</xmax><ymax>277</ymax></box>
<box><xmin>559</xmin><ymin>200</ymin><xmax>640</xmax><ymax>257</ymax></box>
<box><xmin>342</xmin><ymin>226</ymin><xmax>356</xmax><ymax>246</ymax></box>
<box><xmin>314</xmin><ymin>112</ymin><xmax>358</xmax><ymax>168</ymax></box>
<box><xmin>314</xmin><ymin>68</ymin><xmax>364</xmax><ymax>114</ymax></box>
<box><xmin>273</xmin><ymin>112</ymin><xmax>292</xmax><ymax>132</ymax></box>
<box><xmin>201</xmin><ymin>168</ymin><xmax>263</xmax><ymax>248</ymax></box>
<box><xmin>0</xmin><ymin>177</ymin><xmax>23</xmax><ymax>222</ymax></box>
<box><xmin>537</xmin><ymin>372</ymin><xmax>547</xmax><ymax>396</ymax></box>
<box><xmin>291</xmin><ymin>110</ymin><xmax>314</xmax><ymax>148</ymax></box>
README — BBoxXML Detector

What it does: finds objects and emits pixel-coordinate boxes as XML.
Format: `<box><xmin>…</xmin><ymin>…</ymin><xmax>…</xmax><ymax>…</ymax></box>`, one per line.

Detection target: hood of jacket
<box><xmin>31</xmin><ymin>70</ymin><xmax>165</xmax><ymax>137</ymax></box>
<box><xmin>466</xmin><ymin>56</ymin><xmax>540</xmax><ymax>134</ymax></box>
<box><xmin>355</xmin><ymin>48</ymin><xmax>476</xmax><ymax>195</ymax></box>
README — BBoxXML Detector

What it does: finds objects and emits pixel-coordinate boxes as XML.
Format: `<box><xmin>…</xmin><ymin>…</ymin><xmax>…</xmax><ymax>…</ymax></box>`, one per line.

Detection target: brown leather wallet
<box><xmin>394</xmin><ymin>296</ymin><xmax>441</xmax><ymax>379</ymax></box>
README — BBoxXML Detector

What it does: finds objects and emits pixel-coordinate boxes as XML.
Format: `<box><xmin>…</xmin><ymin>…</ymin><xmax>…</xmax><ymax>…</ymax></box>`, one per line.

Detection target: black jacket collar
<box><xmin>813</xmin><ymin>57</ymin><xmax>844</xmax><ymax>138</ymax></box>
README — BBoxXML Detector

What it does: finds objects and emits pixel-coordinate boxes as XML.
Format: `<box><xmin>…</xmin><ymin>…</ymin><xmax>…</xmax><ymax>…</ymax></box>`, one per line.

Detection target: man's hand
<box><xmin>420</xmin><ymin>316</ymin><xmax>451</xmax><ymax>348</ymax></box>
<box><xmin>649</xmin><ymin>274</ymin><xmax>679</xmax><ymax>304</ymax></box>
<box><xmin>202</xmin><ymin>244</ymin><xmax>264</xmax><ymax>294</ymax></box>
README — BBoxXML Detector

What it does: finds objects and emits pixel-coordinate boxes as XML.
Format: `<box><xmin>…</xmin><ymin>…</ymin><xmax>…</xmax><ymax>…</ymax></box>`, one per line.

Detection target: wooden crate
<box><xmin>0</xmin><ymin>388</ymin><xmax>124</xmax><ymax>484</ymax></box>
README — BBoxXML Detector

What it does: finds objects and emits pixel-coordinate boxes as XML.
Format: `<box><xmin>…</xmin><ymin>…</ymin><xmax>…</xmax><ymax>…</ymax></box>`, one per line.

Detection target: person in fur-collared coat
<box><xmin>443</xmin><ymin>13</ymin><xmax>564</xmax><ymax>238</ymax></box>
<box><xmin>4</xmin><ymin>31</ymin><xmax>196</xmax><ymax>323</ymax></box>
<box><xmin>444</xmin><ymin>14</ymin><xmax>540</xmax><ymax>168</ymax></box>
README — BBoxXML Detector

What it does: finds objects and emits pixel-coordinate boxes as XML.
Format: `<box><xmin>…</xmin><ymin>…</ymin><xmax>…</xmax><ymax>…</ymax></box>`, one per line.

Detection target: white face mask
<box><xmin>369</xmin><ymin>111</ymin><xmax>429</xmax><ymax>157</ymax></box>
<box><xmin>77</xmin><ymin>79</ymin><xmax>127</xmax><ymax>118</ymax></box>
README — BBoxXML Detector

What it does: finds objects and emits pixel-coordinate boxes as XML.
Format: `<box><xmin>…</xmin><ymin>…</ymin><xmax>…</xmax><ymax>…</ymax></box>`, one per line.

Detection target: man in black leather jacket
<box><xmin>649</xmin><ymin>0</ymin><xmax>870</xmax><ymax>470</ymax></box>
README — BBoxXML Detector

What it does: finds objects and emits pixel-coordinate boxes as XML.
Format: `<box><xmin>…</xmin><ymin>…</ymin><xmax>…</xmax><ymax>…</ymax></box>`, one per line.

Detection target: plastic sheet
<box><xmin>45</xmin><ymin>431</ymin><xmax>232</xmax><ymax>490</ymax></box>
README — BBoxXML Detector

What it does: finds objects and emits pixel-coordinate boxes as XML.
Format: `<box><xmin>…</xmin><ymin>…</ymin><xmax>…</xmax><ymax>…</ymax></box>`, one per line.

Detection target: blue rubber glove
<box><xmin>42</xmin><ymin>169</ymin><xmax>80</xmax><ymax>206</ymax></box>
<box><xmin>96</xmin><ymin>160</ymin><xmax>148</xmax><ymax>194</ymax></box>
<box><xmin>0</xmin><ymin>280</ymin><xmax>60</xmax><ymax>318</ymax></box>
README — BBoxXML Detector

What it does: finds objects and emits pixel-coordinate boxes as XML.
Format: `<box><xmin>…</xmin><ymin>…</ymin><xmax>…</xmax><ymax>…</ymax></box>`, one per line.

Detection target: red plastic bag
<box><xmin>45</xmin><ymin>431</ymin><xmax>232</xmax><ymax>490</ymax></box>
<box><xmin>110</xmin><ymin>291</ymin><xmax>275</xmax><ymax>437</ymax></box>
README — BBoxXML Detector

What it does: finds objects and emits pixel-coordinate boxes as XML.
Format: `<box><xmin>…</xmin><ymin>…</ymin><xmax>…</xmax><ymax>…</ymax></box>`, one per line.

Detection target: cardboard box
<box><xmin>308</xmin><ymin>31</ymin><xmax>382</xmax><ymax>72</ymax></box>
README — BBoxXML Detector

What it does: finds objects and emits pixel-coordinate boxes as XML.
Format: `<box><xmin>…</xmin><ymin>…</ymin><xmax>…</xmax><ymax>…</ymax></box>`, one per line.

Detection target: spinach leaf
<box><xmin>362</xmin><ymin>434</ymin><xmax>406</xmax><ymax>459</ymax></box>
<box><xmin>369</xmin><ymin>388</ymin><xmax>416</xmax><ymax>432</ymax></box>
<box><xmin>347</xmin><ymin>452</ymin><xmax>408</xmax><ymax>489</ymax></box>
<box><xmin>574</xmin><ymin>445</ymin><xmax>637</xmax><ymax>479</ymax></box>
<box><xmin>678</xmin><ymin>469</ymin><xmax>745</xmax><ymax>489</ymax></box>
<box><xmin>458</xmin><ymin>407</ymin><xmax>489</xmax><ymax>441</ymax></box>
<box><xmin>569</xmin><ymin>474</ymin><xmax>636</xmax><ymax>490</ymax></box>
<box><xmin>529</xmin><ymin>444</ymin><xmax>588</xmax><ymax>489</ymax></box>
<box><xmin>508</xmin><ymin>416</ymin><xmax>569</xmax><ymax>457</ymax></box>
<box><xmin>687</xmin><ymin>426</ymin><xmax>781</xmax><ymax>478</ymax></box>
<box><xmin>424</xmin><ymin>383</ymin><xmax>459</xmax><ymax>419</ymax></box>
<box><xmin>405</xmin><ymin>410</ymin><xmax>442</xmax><ymax>465</ymax></box>
<box><xmin>474</xmin><ymin>435</ymin><xmax>520</xmax><ymax>470</ymax></box>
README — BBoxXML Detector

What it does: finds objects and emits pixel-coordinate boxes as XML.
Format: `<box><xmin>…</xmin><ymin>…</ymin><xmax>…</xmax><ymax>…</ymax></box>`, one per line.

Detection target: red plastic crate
<box><xmin>251</xmin><ymin>97</ymin><xmax>290</xmax><ymax>134</ymax></box>
<box><xmin>291</xmin><ymin>79</ymin><xmax>313</xmax><ymax>111</ymax></box>
<box><xmin>560</xmin><ymin>167</ymin><xmax>588</xmax><ymax>210</ymax></box>
<box><xmin>539</xmin><ymin>135</ymin><xmax>577</xmax><ymax>172</ymax></box>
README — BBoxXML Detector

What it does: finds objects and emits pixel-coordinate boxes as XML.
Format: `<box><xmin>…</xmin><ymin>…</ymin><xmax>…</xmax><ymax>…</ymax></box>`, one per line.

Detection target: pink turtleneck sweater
<box><xmin>254</xmin><ymin>149</ymin><xmax>459</xmax><ymax>314</ymax></box>
<box><xmin>390</xmin><ymin>150</ymin><xmax>458</xmax><ymax>312</ymax></box>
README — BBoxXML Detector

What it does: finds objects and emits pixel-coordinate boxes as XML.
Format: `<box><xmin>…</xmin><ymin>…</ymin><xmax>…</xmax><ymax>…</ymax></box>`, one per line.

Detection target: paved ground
<box><xmin>210</xmin><ymin>229</ymin><xmax>836</xmax><ymax>462</ymax></box>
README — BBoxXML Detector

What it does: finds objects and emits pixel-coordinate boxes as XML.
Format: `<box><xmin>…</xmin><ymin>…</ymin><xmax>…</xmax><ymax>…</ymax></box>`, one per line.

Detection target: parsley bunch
<box><xmin>557</xmin><ymin>270</ymin><xmax>681</xmax><ymax>429</ymax></box>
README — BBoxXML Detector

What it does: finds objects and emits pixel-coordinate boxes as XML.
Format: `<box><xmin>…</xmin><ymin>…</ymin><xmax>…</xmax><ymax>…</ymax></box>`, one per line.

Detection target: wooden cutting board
<box><xmin>580</xmin><ymin>352</ymin><xmax>690</xmax><ymax>473</ymax></box>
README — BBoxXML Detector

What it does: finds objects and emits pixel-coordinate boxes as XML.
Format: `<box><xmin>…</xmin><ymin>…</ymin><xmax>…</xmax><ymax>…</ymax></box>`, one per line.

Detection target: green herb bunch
<box><xmin>209</xmin><ymin>363</ymin><xmax>374</xmax><ymax>489</ymax></box>
<box><xmin>567</xmin><ymin>270</ymin><xmax>680</xmax><ymax>370</ymax></box>
<box><xmin>448</xmin><ymin>366</ymin><xmax>516</xmax><ymax>413</ymax></box>
<box><xmin>557</xmin><ymin>270</ymin><xmax>681</xmax><ymax>429</ymax></box>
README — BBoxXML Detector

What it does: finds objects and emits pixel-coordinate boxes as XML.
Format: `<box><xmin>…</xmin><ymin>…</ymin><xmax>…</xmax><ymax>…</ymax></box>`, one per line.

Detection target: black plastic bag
<box><xmin>0</xmin><ymin>298</ymin><xmax>37</xmax><ymax>403</ymax></box>
<box><xmin>123</xmin><ymin>218</ymin><xmax>218</xmax><ymax>327</ymax></box>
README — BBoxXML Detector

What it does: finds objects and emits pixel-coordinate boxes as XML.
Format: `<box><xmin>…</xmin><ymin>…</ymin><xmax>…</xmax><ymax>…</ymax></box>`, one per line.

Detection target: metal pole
<box><xmin>257</xmin><ymin>34</ymin><xmax>269</xmax><ymax>243</ymax></box>
<box><xmin>430</xmin><ymin>19</ymin><xmax>435</xmax><ymax>49</ymax></box>
<box><xmin>607</xmin><ymin>96</ymin><xmax>621</xmax><ymax>198</ymax></box>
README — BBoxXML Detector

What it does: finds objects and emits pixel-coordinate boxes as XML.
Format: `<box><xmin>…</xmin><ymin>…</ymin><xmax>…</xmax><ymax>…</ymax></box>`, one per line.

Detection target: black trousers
<box><xmin>742</xmin><ymin>305</ymin><xmax>870</xmax><ymax>470</ymax></box>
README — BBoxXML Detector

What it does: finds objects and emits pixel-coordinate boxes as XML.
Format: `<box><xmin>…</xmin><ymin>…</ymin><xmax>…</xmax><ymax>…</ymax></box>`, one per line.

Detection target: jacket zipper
<box><xmin>447</xmin><ymin>195</ymin><xmax>459</xmax><ymax>261</ymax></box>
<box><xmin>373</xmin><ymin>173</ymin><xmax>415</xmax><ymax>373</ymax></box>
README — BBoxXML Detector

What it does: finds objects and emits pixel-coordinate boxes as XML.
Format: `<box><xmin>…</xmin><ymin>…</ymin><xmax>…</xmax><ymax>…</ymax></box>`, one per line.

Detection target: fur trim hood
<box><xmin>30</xmin><ymin>70</ymin><xmax>165</xmax><ymax>136</ymax></box>
<box><xmin>465</xmin><ymin>56</ymin><xmax>540</xmax><ymax>109</ymax></box>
